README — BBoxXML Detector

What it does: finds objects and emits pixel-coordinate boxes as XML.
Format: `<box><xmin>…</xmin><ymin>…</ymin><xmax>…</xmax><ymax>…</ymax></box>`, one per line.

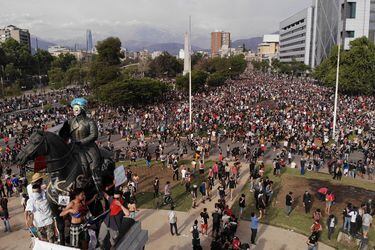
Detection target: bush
<box><xmin>97</xmin><ymin>78</ymin><xmax>170</xmax><ymax>106</ymax></box>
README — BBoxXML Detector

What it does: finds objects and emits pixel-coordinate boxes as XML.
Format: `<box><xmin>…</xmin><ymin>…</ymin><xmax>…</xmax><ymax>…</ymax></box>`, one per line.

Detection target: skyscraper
<box><xmin>211</xmin><ymin>31</ymin><xmax>231</xmax><ymax>57</ymax></box>
<box><xmin>86</xmin><ymin>29</ymin><xmax>93</xmax><ymax>52</ymax></box>
<box><xmin>311</xmin><ymin>0</ymin><xmax>340</xmax><ymax>68</ymax></box>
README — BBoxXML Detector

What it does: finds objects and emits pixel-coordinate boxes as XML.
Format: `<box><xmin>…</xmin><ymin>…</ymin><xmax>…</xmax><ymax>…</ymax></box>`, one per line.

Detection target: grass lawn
<box><xmin>283</xmin><ymin>167</ymin><xmax>375</xmax><ymax>191</ymax></box>
<box><xmin>231</xmin><ymin>166</ymin><xmax>374</xmax><ymax>250</ymax></box>
<box><xmin>117</xmin><ymin>159</ymin><xmax>213</xmax><ymax>211</ymax></box>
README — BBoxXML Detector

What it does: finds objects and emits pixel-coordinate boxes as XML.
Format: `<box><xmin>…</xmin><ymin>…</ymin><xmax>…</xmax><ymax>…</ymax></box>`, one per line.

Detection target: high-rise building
<box><xmin>311</xmin><ymin>0</ymin><xmax>340</xmax><ymax>68</ymax></box>
<box><xmin>211</xmin><ymin>31</ymin><xmax>231</xmax><ymax>57</ymax></box>
<box><xmin>86</xmin><ymin>29</ymin><xmax>93</xmax><ymax>52</ymax></box>
<box><xmin>279</xmin><ymin>7</ymin><xmax>314</xmax><ymax>66</ymax></box>
<box><xmin>280</xmin><ymin>0</ymin><xmax>375</xmax><ymax>68</ymax></box>
<box><xmin>0</xmin><ymin>25</ymin><xmax>31</xmax><ymax>52</ymax></box>
<box><xmin>338</xmin><ymin>0</ymin><xmax>375</xmax><ymax>50</ymax></box>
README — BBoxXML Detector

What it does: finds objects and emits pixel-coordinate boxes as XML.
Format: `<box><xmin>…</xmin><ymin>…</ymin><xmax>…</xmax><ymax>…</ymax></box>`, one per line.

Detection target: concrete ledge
<box><xmin>115</xmin><ymin>221</ymin><xmax>148</xmax><ymax>250</ymax></box>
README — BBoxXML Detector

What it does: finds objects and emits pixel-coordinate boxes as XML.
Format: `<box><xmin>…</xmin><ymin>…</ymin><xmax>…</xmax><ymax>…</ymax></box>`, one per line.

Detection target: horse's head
<box><xmin>16</xmin><ymin>130</ymin><xmax>47</xmax><ymax>165</ymax></box>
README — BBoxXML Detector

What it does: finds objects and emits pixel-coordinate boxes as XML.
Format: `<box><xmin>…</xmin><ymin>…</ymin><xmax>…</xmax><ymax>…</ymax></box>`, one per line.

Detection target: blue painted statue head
<box><xmin>71</xmin><ymin>98</ymin><xmax>88</xmax><ymax>116</ymax></box>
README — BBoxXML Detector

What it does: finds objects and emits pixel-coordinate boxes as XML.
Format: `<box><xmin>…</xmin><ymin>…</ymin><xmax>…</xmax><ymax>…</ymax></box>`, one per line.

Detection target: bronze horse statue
<box><xmin>16</xmin><ymin>130</ymin><xmax>115</xmax><ymax>245</ymax></box>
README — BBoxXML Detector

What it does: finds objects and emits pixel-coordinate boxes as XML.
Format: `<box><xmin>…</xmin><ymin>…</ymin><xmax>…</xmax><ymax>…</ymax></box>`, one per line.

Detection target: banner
<box><xmin>33</xmin><ymin>239</ymin><xmax>77</xmax><ymax>250</ymax></box>
<box><xmin>114</xmin><ymin>165</ymin><xmax>127</xmax><ymax>187</ymax></box>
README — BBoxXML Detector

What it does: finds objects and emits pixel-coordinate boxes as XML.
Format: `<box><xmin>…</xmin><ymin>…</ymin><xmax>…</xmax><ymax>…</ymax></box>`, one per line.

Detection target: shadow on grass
<box><xmin>135</xmin><ymin>160</ymin><xmax>213</xmax><ymax>212</ymax></box>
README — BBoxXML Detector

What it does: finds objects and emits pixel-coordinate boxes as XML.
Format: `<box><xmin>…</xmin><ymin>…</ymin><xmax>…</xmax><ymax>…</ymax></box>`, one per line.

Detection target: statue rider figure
<box><xmin>59</xmin><ymin>98</ymin><xmax>101</xmax><ymax>189</ymax></box>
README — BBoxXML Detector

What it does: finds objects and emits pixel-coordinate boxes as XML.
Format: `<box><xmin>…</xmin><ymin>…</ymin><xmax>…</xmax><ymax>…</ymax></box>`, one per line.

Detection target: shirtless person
<box><xmin>60</xmin><ymin>188</ymin><xmax>96</xmax><ymax>249</ymax></box>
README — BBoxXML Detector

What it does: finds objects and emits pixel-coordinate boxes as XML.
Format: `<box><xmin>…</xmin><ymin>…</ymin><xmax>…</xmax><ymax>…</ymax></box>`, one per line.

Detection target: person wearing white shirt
<box><xmin>362</xmin><ymin>213</ymin><xmax>373</xmax><ymax>237</ymax></box>
<box><xmin>348</xmin><ymin>209</ymin><xmax>358</xmax><ymax>236</ymax></box>
<box><xmin>181</xmin><ymin>167</ymin><xmax>187</xmax><ymax>181</ymax></box>
<box><xmin>25</xmin><ymin>184</ymin><xmax>55</xmax><ymax>243</ymax></box>
<box><xmin>168</xmin><ymin>207</ymin><xmax>179</xmax><ymax>236</ymax></box>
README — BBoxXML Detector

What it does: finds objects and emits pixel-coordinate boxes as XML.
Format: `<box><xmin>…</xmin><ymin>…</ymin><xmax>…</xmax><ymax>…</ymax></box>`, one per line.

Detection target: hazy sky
<box><xmin>1</xmin><ymin>0</ymin><xmax>311</xmax><ymax>47</ymax></box>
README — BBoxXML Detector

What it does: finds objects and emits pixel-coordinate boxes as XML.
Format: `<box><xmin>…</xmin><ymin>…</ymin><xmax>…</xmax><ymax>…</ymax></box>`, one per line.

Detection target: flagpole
<box><xmin>332</xmin><ymin>43</ymin><xmax>340</xmax><ymax>141</ymax></box>
<box><xmin>189</xmin><ymin>16</ymin><xmax>192</xmax><ymax>125</ymax></box>
<box><xmin>36</xmin><ymin>37</ymin><xmax>43</xmax><ymax>93</ymax></box>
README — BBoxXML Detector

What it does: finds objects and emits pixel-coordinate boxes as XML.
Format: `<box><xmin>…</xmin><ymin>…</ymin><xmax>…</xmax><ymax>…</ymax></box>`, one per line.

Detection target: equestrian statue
<box><xmin>16</xmin><ymin>97</ymin><xmax>115</xmax><ymax>245</ymax></box>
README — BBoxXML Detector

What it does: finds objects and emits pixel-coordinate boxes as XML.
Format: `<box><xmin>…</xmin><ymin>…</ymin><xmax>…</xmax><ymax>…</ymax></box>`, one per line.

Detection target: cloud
<box><xmin>0</xmin><ymin>0</ymin><xmax>311</xmax><ymax>48</ymax></box>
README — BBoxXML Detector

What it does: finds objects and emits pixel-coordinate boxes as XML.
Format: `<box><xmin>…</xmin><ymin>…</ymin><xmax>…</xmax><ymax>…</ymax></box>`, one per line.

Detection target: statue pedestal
<box><xmin>114</xmin><ymin>221</ymin><xmax>148</xmax><ymax>250</ymax></box>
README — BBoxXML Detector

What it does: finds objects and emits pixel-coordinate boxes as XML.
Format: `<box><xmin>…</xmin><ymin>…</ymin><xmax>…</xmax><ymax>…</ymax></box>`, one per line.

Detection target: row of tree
<box><xmin>176</xmin><ymin>55</ymin><xmax>247</xmax><ymax>92</ymax></box>
<box><xmin>0</xmin><ymin>39</ymin><xmax>53</xmax><ymax>95</ymax></box>
<box><xmin>89</xmin><ymin>37</ymin><xmax>247</xmax><ymax>105</ymax></box>
<box><xmin>252</xmin><ymin>58</ymin><xmax>310</xmax><ymax>76</ymax></box>
<box><xmin>0</xmin><ymin>38</ymin><xmax>90</xmax><ymax>94</ymax></box>
<box><xmin>313</xmin><ymin>37</ymin><xmax>375</xmax><ymax>95</ymax></box>
<box><xmin>89</xmin><ymin>37</ymin><xmax>169</xmax><ymax>106</ymax></box>
<box><xmin>252</xmin><ymin>37</ymin><xmax>375</xmax><ymax>95</ymax></box>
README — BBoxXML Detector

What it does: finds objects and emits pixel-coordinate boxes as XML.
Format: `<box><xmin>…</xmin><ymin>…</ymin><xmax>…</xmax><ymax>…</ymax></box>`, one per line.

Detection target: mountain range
<box><xmin>231</xmin><ymin>37</ymin><xmax>263</xmax><ymax>52</ymax></box>
<box><xmin>31</xmin><ymin>35</ymin><xmax>263</xmax><ymax>55</ymax></box>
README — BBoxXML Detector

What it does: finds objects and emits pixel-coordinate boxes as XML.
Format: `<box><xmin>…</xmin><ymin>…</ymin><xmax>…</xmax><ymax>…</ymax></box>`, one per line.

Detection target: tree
<box><xmin>52</xmin><ymin>53</ymin><xmax>76</xmax><ymax>72</ymax></box>
<box><xmin>34</xmin><ymin>49</ymin><xmax>53</xmax><ymax>74</ymax></box>
<box><xmin>149</xmin><ymin>52</ymin><xmax>183</xmax><ymax>77</ymax></box>
<box><xmin>176</xmin><ymin>70</ymin><xmax>208</xmax><ymax>92</ymax></box>
<box><xmin>0</xmin><ymin>47</ymin><xmax>7</xmax><ymax>70</ymax></box>
<box><xmin>271</xmin><ymin>59</ymin><xmax>282</xmax><ymax>73</ymax></box>
<box><xmin>314</xmin><ymin>37</ymin><xmax>375</xmax><ymax>95</ymax></box>
<box><xmin>96</xmin><ymin>37</ymin><xmax>123</xmax><ymax>65</ymax></box>
<box><xmin>227</xmin><ymin>55</ymin><xmax>247</xmax><ymax>78</ymax></box>
<box><xmin>207</xmin><ymin>72</ymin><xmax>228</xmax><ymax>87</ymax></box>
<box><xmin>191</xmin><ymin>53</ymin><xmax>204</xmax><ymax>68</ymax></box>
<box><xmin>122</xmin><ymin>65</ymin><xmax>139</xmax><ymax>79</ymax></box>
<box><xmin>65</xmin><ymin>66</ymin><xmax>82</xmax><ymax>85</ymax></box>
<box><xmin>208</xmin><ymin>57</ymin><xmax>230</xmax><ymax>73</ymax></box>
<box><xmin>4</xmin><ymin>63</ymin><xmax>21</xmax><ymax>82</ymax></box>
<box><xmin>279</xmin><ymin>63</ymin><xmax>292</xmax><ymax>74</ymax></box>
<box><xmin>289</xmin><ymin>59</ymin><xmax>310</xmax><ymax>76</ymax></box>
<box><xmin>97</xmin><ymin>78</ymin><xmax>169</xmax><ymax>106</ymax></box>
<box><xmin>48</xmin><ymin>68</ymin><xmax>65</xmax><ymax>88</ymax></box>
<box><xmin>89</xmin><ymin>61</ymin><xmax>120</xmax><ymax>88</ymax></box>
<box><xmin>1</xmin><ymin>38</ymin><xmax>35</xmax><ymax>76</ymax></box>
<box><xmin>252</xmin><ymin>60</ymin><xmax>269</xmax><ymax>72</ymax></box>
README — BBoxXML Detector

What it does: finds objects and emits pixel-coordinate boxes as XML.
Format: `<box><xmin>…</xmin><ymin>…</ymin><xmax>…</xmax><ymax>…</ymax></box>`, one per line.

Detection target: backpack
<box><xmin>192</xmin><ymin>225</ymin><xmax>199</xmax><ymax>239</ymax></box>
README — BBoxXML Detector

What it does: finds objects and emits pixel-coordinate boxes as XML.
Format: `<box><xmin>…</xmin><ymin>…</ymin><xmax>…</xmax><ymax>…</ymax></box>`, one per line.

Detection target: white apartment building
<box><xmin>339</xmin><ymin>0</ymin><xmax>375</xmax><ymax>49</ymax></box>
<box><xmin>279</xmin><ymin>7</ymin><xmax>314</xmax><ymax>65</ymax></box>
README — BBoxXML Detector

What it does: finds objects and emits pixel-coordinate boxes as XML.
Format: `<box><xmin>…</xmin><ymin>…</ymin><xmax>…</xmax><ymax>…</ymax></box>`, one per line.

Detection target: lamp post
<box><xmin>188</xmin><ymin>16</ymin><xmax>192</xmax><ymax>125</ymax></box>
<box><xmin>332</xmin><ymin>44</ymin><xmax>340</xmax><ymax>142</ymax></box>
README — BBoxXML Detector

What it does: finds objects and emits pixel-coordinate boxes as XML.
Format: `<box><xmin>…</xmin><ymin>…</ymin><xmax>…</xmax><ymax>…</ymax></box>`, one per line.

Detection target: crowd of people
<box><xmin>0</xmin><ymin>70</ymin><xmax>374</xmax><ymax>249</ymax></box>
